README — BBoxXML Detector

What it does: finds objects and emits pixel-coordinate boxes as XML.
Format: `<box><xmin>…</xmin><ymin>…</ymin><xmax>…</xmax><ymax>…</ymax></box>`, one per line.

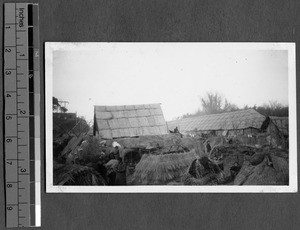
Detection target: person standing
<box><xmin>96</xmin><ymin>155</ymin><xmax>108</xmax><ymax>184</ymax></box>
<box><xmin>206</xmin><ymin>140</ymin><xmax>211</xmax><ymax>153</ymax></box>
<box><xmin>115</xmin><ymin>154</ymin><xmax>127</xmax><ymax>185</ymax></box>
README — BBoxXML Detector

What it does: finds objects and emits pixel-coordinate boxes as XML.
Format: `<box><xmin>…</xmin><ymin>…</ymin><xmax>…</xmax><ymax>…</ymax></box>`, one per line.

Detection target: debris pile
<box><xmin>54</xmin><ymin>132</ymin><xmax>289</xmax><ymax>186</ymax></box>
<box><xmin>184</xmin><ymin>144</ymin><xmax>289</xmax><ymax>186</ymax></box>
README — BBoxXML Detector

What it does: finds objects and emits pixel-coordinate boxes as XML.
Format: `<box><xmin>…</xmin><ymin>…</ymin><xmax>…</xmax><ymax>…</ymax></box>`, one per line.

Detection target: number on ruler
<box><xmin>5</xmin><ymin>70</ymin><xmax>11</xmax><ymax>75</ymax></box>
<box><xmin>19</xmin><ymin>110</ymin><xmax>26</xmax><ymax>115</ymax></box>
<box><xmin>7</xmin><ymin>183</ymin><xmax>13</xmax><ymax>188</ymax></box>
<box><xmin>6</xmin><ymin>116</ymin><xmax>12</xmax><ymax>120</ymax></box>
<box><xmin>7</xmin><ymin>206</ymin><xmax>13</xmax><ymax>211</ymax></box>
<box><xmin>6</xmin><ymin>161</ymin><xmax>13</xmax><ymax>165</ymax></box>
<box><xmin>5</xmin><ymin>48</ymin><xmax>11</xmax><ymax>52</ymax></box>
<box><xmin>6</xmin><ymin>94</ymin><xmax>11</xmax><ymax>97</ymax></box>
<box><xmin>6</xmin><ymin>138</ymin><xmax>12</xmax><ymax>143</ymax></box>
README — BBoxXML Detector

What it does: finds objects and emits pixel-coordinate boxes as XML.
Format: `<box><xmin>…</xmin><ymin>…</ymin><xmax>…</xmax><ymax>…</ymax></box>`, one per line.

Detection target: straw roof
<box><xmin>132</xmin><ymin>150</ymin><xmax>197</xmax><ymax>185</ymax></box>
<box><xmin>94</xmin><ymin>104</ymin><xmax>168</xmax><ymax>139</ymax></box>
<box><xmin>270</xmin><ymin>116</ymin><xmax>288</xmax><ymax>136</ymax></box>
<box><xmin>167</xmin><ymin>109</ymin><xmax>267</xmax><ymax>133</ymax></box>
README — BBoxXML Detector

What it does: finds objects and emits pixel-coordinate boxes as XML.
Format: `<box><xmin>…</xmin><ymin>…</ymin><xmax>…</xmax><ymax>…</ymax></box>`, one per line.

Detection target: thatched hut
<box><xmin>131</xmin><ymin>150</ymin><xmax>197</xmax><ymax>185</ymax></box>
<box><xmin>167</xmin><ymin>109</ymin><xmax>283</xmax><ymax>137</ymax></box>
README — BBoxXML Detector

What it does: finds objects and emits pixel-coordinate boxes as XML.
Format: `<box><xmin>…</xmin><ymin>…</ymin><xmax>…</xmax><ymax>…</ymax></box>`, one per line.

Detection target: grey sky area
<box><xmin>52</xmin><ymin>43</ymin><xmax>288</xmax><ymax>123</ymax></box>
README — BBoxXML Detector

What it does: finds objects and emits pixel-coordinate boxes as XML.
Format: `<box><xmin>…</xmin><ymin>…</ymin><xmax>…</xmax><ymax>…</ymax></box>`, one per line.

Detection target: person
<box><xmin>174</xmin><ymin>127</ymin><xmax>179</xmax><ymax>133</ymax></box>
<box><xmin>110</xmin><ymin>141</ymin><xmax>123</xmax><ymax>158</ymax></box>
<box><xmin>95</xmin><ymin>155</ymin><xmax>108</xmax><ymax>184</ymax></box>
<box><xmin>206</xmin><ymin>140</ymin><xmax>211</xmax><ymax>153</ymax></box>
<box><xmin>105</xmin><ymin>157</ymin><xmax>118</xmax><ymax>185</ymax></box>
<box><xmin>106</xmin><ymin>168</ymin><xmax>116</xmax><ymax>185</ymax></box>
<box><xmin>115</xmin><ymin>154</ymin><xmax>127</xmax><ymax>185</ymax></box>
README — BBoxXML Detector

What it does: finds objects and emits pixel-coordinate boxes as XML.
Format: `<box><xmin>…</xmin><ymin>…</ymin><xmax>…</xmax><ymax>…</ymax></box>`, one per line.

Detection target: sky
<box><xmin>51</xmin><ymin>43</ymin><xmax>289</xmax><ymax>123</ymax></box>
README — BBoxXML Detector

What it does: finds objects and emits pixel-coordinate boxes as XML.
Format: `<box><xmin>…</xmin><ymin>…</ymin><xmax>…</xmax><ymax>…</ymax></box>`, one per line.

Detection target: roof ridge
<box><xmin>168</xmin><ymin>108</ymin><xmax>264</xmax><ymax>123</ymax></box>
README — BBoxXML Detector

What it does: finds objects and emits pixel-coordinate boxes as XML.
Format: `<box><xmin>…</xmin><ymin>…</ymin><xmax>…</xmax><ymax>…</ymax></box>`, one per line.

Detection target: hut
<box><xmin>270</xmin><ymin>116</ymin><xmax>289</xmax><ymax>137</ymax></box>
<box><xmin>93</xmin><ymin>104</ymin><xmax>169</xmax><ymax>139</ymax></box>
<box><xmin>131</xmin><ymin>150</ymin><xmax>197</xmax><ymax>185</ymax></box>
<box><xmin>167</xmin><ymin>109</ymin><xmax>281</xmax><ymax>137</ymax></box>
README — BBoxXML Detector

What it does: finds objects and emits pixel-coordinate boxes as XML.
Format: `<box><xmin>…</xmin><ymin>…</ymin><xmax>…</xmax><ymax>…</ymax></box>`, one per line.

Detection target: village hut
<box><xmin>270</xmin><ymin>116</ymin><xmax>289</xmax><ymax>137</ymax></box>
<box><xmin>93</xmin><ymin>104</ymin><xmax>169</xmax><ymax>139</ymax></box>
<box><xmin>167</xmin><ymin>109</ymin><xmax>281</xmax><ymax>137</ymax></box>
<box><xmin>131</xmin><ymin>150</ymin><xmax>198</xmax><ymax>185</ymax></box>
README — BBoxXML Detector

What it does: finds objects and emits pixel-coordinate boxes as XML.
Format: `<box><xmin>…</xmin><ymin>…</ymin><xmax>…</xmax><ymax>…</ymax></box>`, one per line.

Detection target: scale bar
<box><xmin>4</xmin><ymin>3</ymin><xmax>40</xmax><ymax>228</ymax></box>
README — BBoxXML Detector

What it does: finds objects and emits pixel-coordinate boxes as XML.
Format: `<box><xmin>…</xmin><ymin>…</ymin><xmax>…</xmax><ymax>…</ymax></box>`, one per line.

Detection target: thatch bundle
<box><xmin>54</xmin><ymin>164</ymin><xmax>106</xmax><ymax>185</ymax></box>
<box><xmin>131</xmin><ymin>150</ymin><xmax>197</xmax><ymax>185</ymax></box>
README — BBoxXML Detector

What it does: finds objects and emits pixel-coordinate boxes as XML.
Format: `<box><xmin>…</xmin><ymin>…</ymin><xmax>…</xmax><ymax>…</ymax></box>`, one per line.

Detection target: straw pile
<box><xmin>131</xmin><ymin>150</ymin><xmax>197</xmax><ymax>185</ymax></box>
<box><xmin>54</xmin><ymin>164</ymin><xmax>106</xmax><ymax>185</ymax></box>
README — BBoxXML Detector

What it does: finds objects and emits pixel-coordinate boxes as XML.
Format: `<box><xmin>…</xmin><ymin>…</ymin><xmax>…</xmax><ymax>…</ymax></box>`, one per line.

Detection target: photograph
<box><xmin>45</xmin><ymin>42</ymin><xmax>297</xmax><ymax>193</ymax></box>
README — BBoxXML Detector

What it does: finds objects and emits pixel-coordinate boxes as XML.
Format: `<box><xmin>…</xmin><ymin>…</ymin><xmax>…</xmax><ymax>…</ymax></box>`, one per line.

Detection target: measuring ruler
<box><xmin>4</xmin><ymin>3</ymin><xmax>40</xmax><ymax>227</ymax></box>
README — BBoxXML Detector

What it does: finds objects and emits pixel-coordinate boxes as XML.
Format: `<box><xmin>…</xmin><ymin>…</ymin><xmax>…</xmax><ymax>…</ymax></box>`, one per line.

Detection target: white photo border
<box><xmin>45</xmin><ymin>42</ymin><xmax>297</xmax><ymax>193</ymax></box>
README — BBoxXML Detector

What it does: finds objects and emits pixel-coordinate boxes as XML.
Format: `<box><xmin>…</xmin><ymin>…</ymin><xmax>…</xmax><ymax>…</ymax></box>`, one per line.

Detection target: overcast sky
<box><xmin>51</xmin><ymin>43</ymin><xmax>289</xmax><ymax>123</ymax></box>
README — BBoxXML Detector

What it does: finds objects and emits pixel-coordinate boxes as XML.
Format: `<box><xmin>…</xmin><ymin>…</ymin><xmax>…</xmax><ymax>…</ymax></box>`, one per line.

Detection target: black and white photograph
<box><xmin>45</xmin><ymin>42</ymin><xmax>296</xmax><ymax>193</ymax></box>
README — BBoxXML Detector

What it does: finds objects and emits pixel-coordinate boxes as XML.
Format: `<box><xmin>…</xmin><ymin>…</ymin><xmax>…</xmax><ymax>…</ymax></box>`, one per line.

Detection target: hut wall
<box><xmin>266</xmin><ymin>121</ymin><xmax>285</xmax><ymax>147</ymax></box>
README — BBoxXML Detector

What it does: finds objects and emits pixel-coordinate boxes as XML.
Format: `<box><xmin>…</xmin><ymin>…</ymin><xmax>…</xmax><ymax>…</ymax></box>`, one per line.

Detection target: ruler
<box><xmin>4</xmin><ymin>3</ymin><xmax>41</xmax><ymax>227</ymax></box>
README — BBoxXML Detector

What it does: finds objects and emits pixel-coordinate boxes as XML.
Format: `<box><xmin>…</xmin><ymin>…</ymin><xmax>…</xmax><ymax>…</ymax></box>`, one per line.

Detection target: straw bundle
<box><xmin>132</xmin><ymin>150</ymin><xmax>197</xmax><ymax>185</ymax></box>
<box><xmin>54</xmin><ymin>164</ymin><xmax>106</xmax><ymax>185</ymax></box>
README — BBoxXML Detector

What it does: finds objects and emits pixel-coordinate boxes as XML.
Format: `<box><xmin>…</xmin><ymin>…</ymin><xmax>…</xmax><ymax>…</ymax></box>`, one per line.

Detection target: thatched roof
<box><xmin>270</xmin><ymin>116</ymin><xmax>288</xmax><ymax>136</ymax></box>
<box><xmin>167</xmin><ymin>109</ymin><xmax>266</xmax><ymax>134</ymax></box>
<box><xmin>132</xmin><ymin>150</ymin><xmax>197</xmax><ymax>185</ymax></box>
<box><xmin>94</xmin><ymin>104</ymin><xmax>169</xmax><ymax>139</ymax></box>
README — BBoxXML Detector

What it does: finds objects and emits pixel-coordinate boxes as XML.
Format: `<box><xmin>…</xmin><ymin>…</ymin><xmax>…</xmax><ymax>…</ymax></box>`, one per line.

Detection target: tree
<box><xmin>53</xmin><ymin>97</ymin><xmax>60</xmax><ymax>111</ymax></box>
<box><xmin>223</xmin><ymin>99</ymin><xmax>239</xmax><ymax>112</ymax></box>
<box><xmin>200</xmin><ymin>92</ymin><xmax>223</xmax><ymax>114</ymax></box>
<box><xmin>256</xmin><ymin>100</ymin><xmax>288</xmax><ymax>117</ymax></box>
<box><xmin>200</xmin><ymin>92</ymin><xmax>238</xmax><ymax>114</ymax></box>
<box><xmin>53</xmin><ymin>97</ymin><xmax>70</xmax><ymax>113</ymax></box>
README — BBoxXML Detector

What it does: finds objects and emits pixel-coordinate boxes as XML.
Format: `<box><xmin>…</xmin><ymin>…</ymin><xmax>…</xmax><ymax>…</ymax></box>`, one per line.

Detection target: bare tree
<box><xmin>200</xmin><ymin>92</ymin><xmax>223</xmax><ymax>114</ymax></box>
<box><xmin>223</xmin><ymin>99</ymin><xmax>239</xmax><ymax>112</ymax></box>
<box><xmin>200</xmin><ymin>92</ymin><xmax>239</xmax><ymax>115</ymax></box>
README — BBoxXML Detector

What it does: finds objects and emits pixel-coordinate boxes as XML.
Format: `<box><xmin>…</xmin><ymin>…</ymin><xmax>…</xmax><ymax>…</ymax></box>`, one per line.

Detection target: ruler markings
<box><xmin>5</xmin><ymin>3</ymin><xmax>40</xmax><ymax>228</ymax></box>
<box><xmin>15</xmin><ymin>4</ymin><xmax>19</xmax><ymax>228</ymax></box>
